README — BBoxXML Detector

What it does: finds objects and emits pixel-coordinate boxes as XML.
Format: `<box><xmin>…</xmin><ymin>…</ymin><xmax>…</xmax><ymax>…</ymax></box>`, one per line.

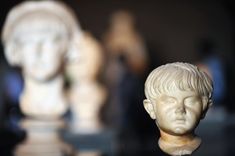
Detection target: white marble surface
<box><xmin>66</xmin><ymin>32</ymin><xmax>107</xmax><ymax>133</ymax></box>
<box><xmin>143</xmin><ymin>62</ymin><xmax>213</xmax><ymax>155</ymax></box>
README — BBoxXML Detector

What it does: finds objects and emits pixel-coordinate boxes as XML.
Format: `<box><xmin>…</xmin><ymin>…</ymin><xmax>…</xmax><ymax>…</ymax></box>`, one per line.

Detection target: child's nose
<box><xmin>175</xmin><ymin>105</ymin><xmax>186</xmax><ymax>114</ymax></box>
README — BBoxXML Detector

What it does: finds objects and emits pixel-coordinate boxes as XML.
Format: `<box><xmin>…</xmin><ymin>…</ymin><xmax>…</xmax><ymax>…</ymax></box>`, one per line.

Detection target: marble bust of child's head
<box><xmin>143</xmin><ymin>62</ymin><xmax>213</xmax><ymax>156</ymax></box>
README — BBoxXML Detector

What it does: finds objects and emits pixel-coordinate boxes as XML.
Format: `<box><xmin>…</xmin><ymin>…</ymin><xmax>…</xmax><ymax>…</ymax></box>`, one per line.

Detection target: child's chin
<box><xmin>172</xmin><ymin>126</ymin><xmax>189</xmax><ymax>135</ymax></box>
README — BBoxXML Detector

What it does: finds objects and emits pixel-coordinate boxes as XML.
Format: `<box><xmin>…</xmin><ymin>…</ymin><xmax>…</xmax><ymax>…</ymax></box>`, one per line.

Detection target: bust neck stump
<box><xmin>159</xmin><ymin>129</ymin><xmax>201</xmax><ymax>156</ymax></box>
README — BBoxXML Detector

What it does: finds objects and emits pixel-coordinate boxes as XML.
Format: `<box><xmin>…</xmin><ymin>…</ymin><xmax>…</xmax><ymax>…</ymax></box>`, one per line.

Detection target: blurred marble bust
<box><xmin>1</xmin><ymin>0</ymin><xmax>82</xmax><ymax>119</ymax></box>
<box><xmin>66</xmin><ymin>32</ymin><xmax>104</xmax><ymax>82</ymax></box>
<box><xmin>66</xmin><ymin>32</ymin><xmax>107</xmax><ymax>133</ymax></box>
<box><xmin>143</xmin><ymin>62</ymin><xmax>213</xmax><ymax>156</ymax></box>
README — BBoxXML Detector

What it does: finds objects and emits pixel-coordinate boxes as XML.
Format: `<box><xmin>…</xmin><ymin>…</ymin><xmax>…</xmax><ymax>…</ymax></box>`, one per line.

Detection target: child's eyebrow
<box><xmin>159</xmin><ymin>95</ymin><xmax>176</xmax><ymax>100</ymax></box>
<box><xmin>184</xmin><ymin>95</ymin><xmax>199</xmax><ymax>99</ymax></box>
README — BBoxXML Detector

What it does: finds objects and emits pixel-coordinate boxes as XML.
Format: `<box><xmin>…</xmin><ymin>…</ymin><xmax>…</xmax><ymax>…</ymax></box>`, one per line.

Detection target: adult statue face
<box><xmin>19</xmin><ymin>22</ymin><xmax>68</xmax><ymax>81</ymax></box>
<box><xmin>7</xmin><ymin>14</ymin><xmax>69</xmax><ymax>81</ymax></box>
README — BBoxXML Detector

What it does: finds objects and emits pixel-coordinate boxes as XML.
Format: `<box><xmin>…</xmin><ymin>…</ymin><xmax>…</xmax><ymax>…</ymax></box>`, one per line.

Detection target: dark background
<box><xmin>0</xmin><ymin>0</ymin><xmax>235</xmax><ymax>156</ymax></box>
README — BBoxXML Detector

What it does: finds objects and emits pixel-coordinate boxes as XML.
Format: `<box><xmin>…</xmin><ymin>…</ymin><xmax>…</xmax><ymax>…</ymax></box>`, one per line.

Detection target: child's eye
<box><xmin>184</xmin><ymin>97</ymin><xmax>200</xmax><ymax>105</ymax></box>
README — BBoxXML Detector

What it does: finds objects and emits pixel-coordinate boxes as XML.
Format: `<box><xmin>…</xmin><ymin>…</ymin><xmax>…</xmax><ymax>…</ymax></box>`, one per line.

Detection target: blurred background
<box><xmin>0</xmin><ymin>0</ymin><xmax>235</xmax><ymax>156</ymax></box>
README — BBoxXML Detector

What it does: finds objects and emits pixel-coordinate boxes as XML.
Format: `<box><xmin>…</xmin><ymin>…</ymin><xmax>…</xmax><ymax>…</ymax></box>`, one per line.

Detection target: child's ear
<box><xmin>143</xmin><ymin>99</ymin><xmax>156</xmax><ymax>119</ymax></box>
<box><xmin>201</xmin><ymin>96</ymin><xmax>212</xmax><ymax>118</ymax></box>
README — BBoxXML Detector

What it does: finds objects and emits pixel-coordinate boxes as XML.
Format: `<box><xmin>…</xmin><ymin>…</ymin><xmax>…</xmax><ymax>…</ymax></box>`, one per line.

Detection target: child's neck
<box><xmin>159</xmin><ymin>130</ymin><xmax>201</xmax><ymax>156</ymax></box>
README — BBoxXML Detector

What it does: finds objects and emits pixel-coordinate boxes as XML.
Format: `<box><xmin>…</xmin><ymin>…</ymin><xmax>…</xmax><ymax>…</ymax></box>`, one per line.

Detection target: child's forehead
<box><xmin>159</xmin><ymin>80</ymin><xmax>195</xmax><ymax>91</ymax></box>
<box><xmin>153</xmin><ymin>84</ymin><xmax>200</xmax><ymax>97</ymax></box>
<box><xmin>162</xmin><ymin>89</ymin><xmax>198</xmax><ymax>96</ymax></box>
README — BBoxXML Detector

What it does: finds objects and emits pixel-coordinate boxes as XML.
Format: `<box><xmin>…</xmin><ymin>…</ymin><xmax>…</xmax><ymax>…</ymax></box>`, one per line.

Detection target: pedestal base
<box><xmin>77</xmin><ymin>151</ymin><xmax>102</xmax><ymax>156</ymax></box>
<box><xmin>63</xmin><ymin>128</ymin><xmax>117</xmax><ymax>156</ymax></box>
<box><xmin>70</xmin><ymin>119</ymin><xmax>103</xmax><ymax>134</ymax></box>
<box><xmin>14</xmin><ymin>118</ymin><xmax>74</xmax><ymax>156</ymax></box>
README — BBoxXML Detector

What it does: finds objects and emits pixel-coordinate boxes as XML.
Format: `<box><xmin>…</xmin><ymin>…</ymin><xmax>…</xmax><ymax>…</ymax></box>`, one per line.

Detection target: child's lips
<box><xmin>175</xmin><ymin>116</ymin><xmax>186</xmax><ymax>122</ymax></box>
